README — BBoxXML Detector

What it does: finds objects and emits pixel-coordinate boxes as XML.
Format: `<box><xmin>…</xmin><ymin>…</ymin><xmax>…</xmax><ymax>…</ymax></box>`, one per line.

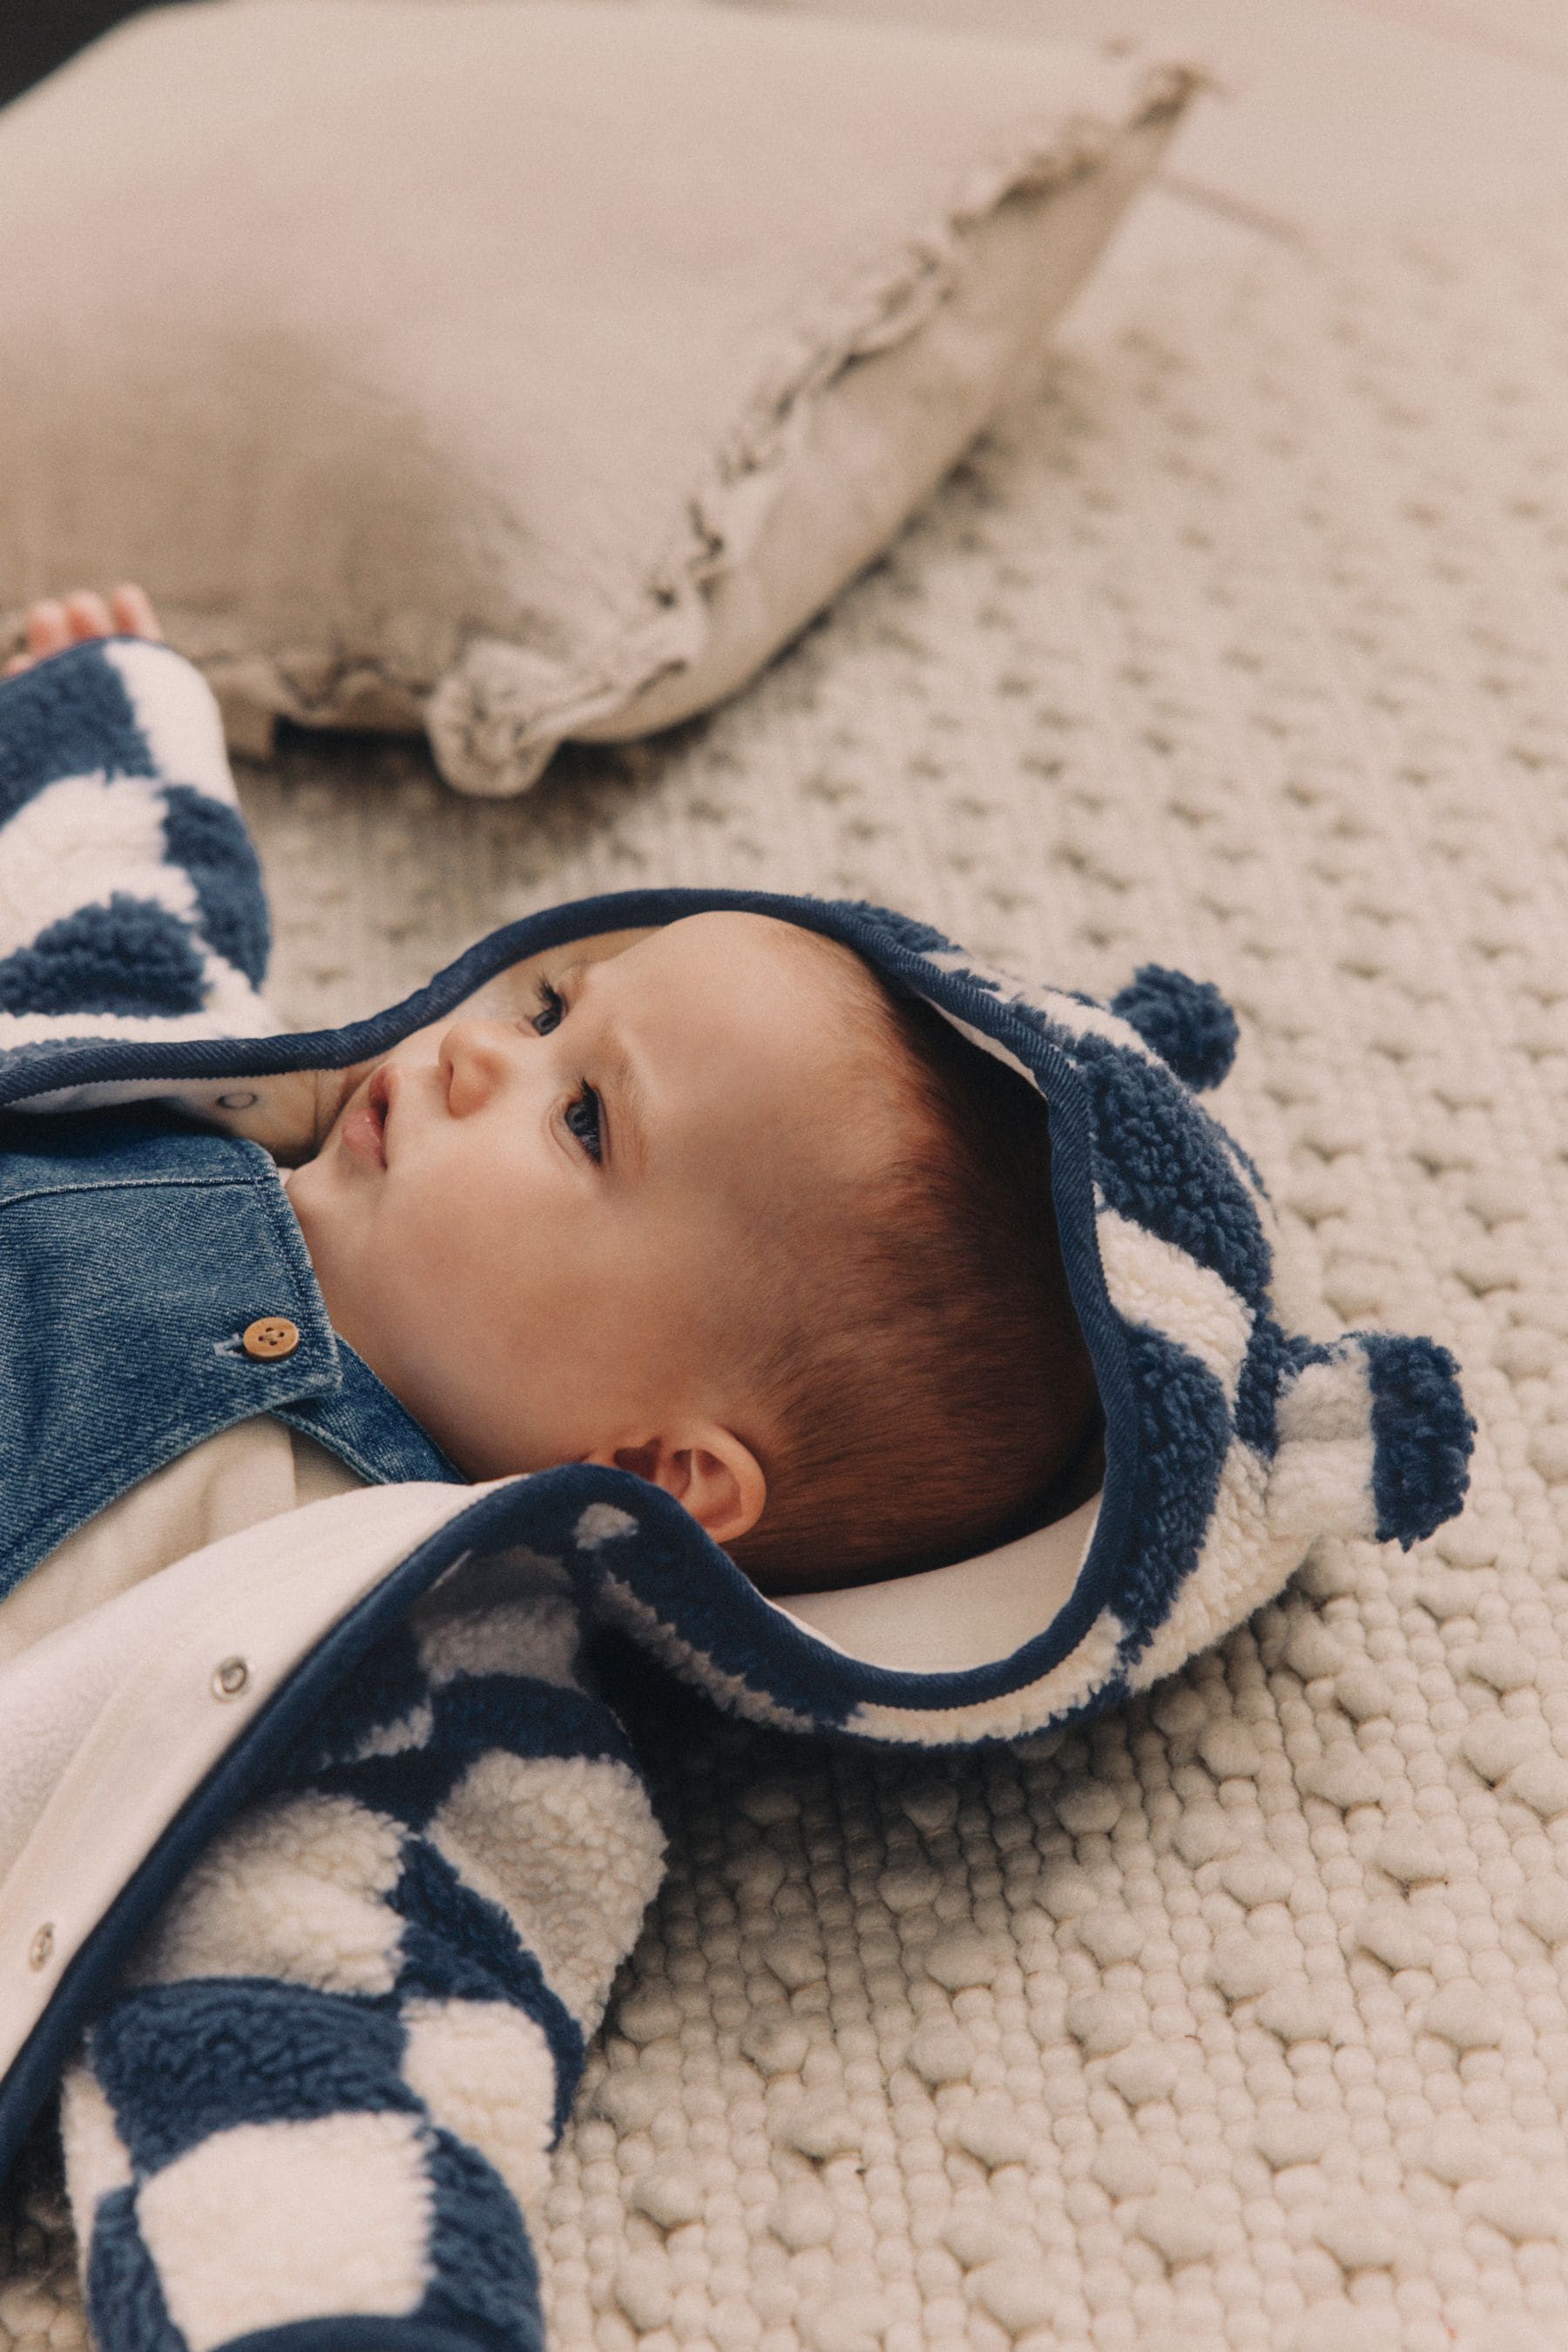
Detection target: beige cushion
<box><xmin>0</xmin><ymin>1</ymin><xmax>1193</xmax><ymax>793</ymax></box>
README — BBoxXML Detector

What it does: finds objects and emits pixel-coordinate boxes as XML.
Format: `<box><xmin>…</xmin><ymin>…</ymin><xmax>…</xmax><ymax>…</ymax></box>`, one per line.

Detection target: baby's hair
<box><xmin>725</xmin><ymin>929</ymin><xmax>1099</xmax><ymax>1593</ymax></box>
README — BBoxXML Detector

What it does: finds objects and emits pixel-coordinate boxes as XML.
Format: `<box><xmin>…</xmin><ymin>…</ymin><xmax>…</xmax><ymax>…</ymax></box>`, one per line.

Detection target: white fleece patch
<box><xmin>399</xmin><ymin>1996</ymin><xmax>557</xmax><ymax>2222</ymax></box>
<box><xmin>418</xmin><ymin>1594</ymin><xmax>581</xmax><ymax>1690</ymax></box>
<box><xmin>1025</xmin><ymin>985</ymin><xmax>1166</xmax><ymax>1068</ymax></box>
<box><xmin>925</xmin><ymin>955</ymin><xmax>1163</xmax><ymax>1074</ymax></box>
<box><xmin>413</xmin><ymin>1551</ymin><xmax>581</xmax><ymax>1692</ymax></box>
<box><xmin>429</xmin><ymin>1751</ymin><xmax>665</xmax><ymax>2028</ymax></box>
<box><xmin>1267</xmin><ymin>1349</ymin><xmax>1378</xmax><ymax>1540</ymax></box>
<box><xmin>0</xmin><ymin>774</ymin><xmax>193</xmax><ymax>960</ymax></box>
<box><xmin>1093</xmin><ymin>1203</ymin><xmax>1254</xmax><ymax>1399</ymax></box>
<box><xmin>106</xmin><ymin>639</ymin><xmax>237</xmax><ymax>804</ymax></box>
<box><xmin>924</xmin><ymin>947</ymin><xmax>1024</xmax><ymax>995</ymax></box>
<box><xmin>0</xmin><ymin>990</ymin><xmax>275</xmax><ymax>1056</ymax></box>
<box><xmin>573</xmin><ymin>1504</ymin><xmax>639</xmax><ymax>1550</ymax></box>
<box><xmin>349</xmin><ymin>1700</ymin><xmax>437</xmax><ymax>1762</ymax></box>
<box><xmin>1124</xmin><ymin>1443</ymin><xmax>1284</xmax><ymax>1693</ymax></box>
<box><xmin>124</xmin><ymin>1793</ymin><xmax>407</xmax><ymax>1998</ymax></box>
<box><xmin>138</xmin><ymin>2111</ymin><xmax>430</xmax><ymax>2350</ymax></box>
<box><xmin>846</xmin><ymin>1605</ymin><xmax>1126</xmax><ymax>1746</ymax></box>
<box><xmin>1266</xmin><ymin>1438</ymin><xmax>1379</xmax><ymax>1543</ymax></box>
<box><xmin>58</xmin><ymin>2064</ymin><xmax>133</xmax><ymax>2258</ymax></box>
<box><xmin>1277</xmin><ymin>1348</ymin><xmax>1374</xmax><ymax>1444</ymax></box>
<box><xmin>193</xmin><ymin>949</ymin><xmax>275</xmax><ymax>1031</ymax></box>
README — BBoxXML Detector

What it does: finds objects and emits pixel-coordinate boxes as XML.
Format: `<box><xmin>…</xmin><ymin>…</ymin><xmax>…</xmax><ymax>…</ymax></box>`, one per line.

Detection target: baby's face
<box><xmin>287</xmin><ymin>911</ymin><xmax>862</xmax><ymax>1501</ymax></box>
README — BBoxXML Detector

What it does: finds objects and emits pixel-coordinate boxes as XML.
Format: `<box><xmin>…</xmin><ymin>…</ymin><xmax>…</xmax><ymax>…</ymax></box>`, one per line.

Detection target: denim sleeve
<box><xmin>57</xmin><ymin>1555</ymin><xmax>665</xmax><ymax>2352</ymax></box>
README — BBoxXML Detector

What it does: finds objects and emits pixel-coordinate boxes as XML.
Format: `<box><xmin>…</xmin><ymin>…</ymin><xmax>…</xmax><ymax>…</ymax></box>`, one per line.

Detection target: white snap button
<box><xmin>218</xmin><ymin>1092</ymin><xmax>259</xmax><ymax>1112</ymax></box>
<box><xmin>213</xmin><ymin>1657</ymin><xmax>250</xmax><ymax>1700</ymax></box>
<box><xmin>29</xmin><ymin>1924</ymin><xmax>53</xmax><ymax>1971</ymax></box>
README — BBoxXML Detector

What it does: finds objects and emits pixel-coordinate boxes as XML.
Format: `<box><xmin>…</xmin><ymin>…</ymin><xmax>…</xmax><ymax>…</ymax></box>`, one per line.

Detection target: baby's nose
<box><xmin>440</xmin><ymin>1017</ymin><xmax>524</xmax><ymax>1114</ymax></box>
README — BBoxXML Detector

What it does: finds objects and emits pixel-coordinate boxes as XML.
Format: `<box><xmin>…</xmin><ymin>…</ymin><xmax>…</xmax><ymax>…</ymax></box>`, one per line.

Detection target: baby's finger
<box><xmin>64</xmin><ymin>591</ymin><xmax>113</xmax><ymax>641</ymax></box>
<box><xmin>2</xmin><ymin>652</ymin><xmax>35</xmax><ymax>678</ymax></box>
<box><xmin>110</xmin><ymin>583</ymin><xmax>162</xmax><ymax>640</ymax></box>
<box><xmin>24</xmin><ymin>600</ymin><xmax>71</xmax><ymax>659</ymax></box>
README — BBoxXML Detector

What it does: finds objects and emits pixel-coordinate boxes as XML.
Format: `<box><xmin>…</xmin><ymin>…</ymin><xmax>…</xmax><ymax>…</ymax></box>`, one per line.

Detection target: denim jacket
<box><xmin>0</xmin><ymin>1106</ymin><xmax>459</xmax><ymax>1607</ymax></box>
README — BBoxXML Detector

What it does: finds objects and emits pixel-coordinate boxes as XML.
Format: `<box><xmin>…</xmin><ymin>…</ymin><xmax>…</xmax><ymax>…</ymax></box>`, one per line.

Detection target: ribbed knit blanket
<box><xmin>3</xmin><ymin>194</ymin><xmax>1563</xmax><ymax>2352</ymax></box>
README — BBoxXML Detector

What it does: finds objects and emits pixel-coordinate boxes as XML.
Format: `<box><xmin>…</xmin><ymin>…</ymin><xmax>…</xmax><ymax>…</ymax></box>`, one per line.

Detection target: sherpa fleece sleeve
<box><xmin>57</xmin><ymin>1551</ymin><xmax>666</xmax><ymax>2352</ymax></box>
<box><xmin>0</xmin><ymin>636</ymin><xmax>277</xmax><ymax>1065</ymax></box>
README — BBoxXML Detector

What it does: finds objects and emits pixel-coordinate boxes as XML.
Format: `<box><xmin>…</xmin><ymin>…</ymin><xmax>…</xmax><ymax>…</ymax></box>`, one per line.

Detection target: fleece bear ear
<box><xmin>1266</xmin><ymin>1332</ymin><xmax>1476</xmax><ymax>1551</ymax></box>
<box><xmin>1110</xmin><ymin>963</ymin><xmax>1239</xmax><ymax>1092</ymax></box>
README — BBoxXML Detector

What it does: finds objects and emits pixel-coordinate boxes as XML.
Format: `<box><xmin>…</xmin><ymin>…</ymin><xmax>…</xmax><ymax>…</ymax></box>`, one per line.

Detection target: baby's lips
<box><xmin>338</xmin><ymin>1071</ymin><xmax>393</xmax><ymax>1170</ymax></box>
<box><xmin>307</xmin><ymin>1057</ymin><xmax>384</xmax><ymax>1154</ymax></box>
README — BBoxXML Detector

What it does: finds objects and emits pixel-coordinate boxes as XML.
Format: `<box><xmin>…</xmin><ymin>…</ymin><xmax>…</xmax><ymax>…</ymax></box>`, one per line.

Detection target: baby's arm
<box><xmin>0</xmin><ymin>585</ymin><xmax>335</xmax><ymax>1159</ymax></box>
<box><xmin>57</xmin><ymin>1551</ymin><xmax>664</xmax><ymax>2352</ymax></box>
<box><xmin>3</xmin><ymin>585</ymin><xmax>658</xmax><ymax>1167</ymax></box>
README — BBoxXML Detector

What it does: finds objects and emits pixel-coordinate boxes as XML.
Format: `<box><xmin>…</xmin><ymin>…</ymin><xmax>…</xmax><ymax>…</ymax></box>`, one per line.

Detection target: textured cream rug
<box><xmin>7</xmin><ymin>199</ymin><xmax>1568</xmax><ymax>2352</ymax></box>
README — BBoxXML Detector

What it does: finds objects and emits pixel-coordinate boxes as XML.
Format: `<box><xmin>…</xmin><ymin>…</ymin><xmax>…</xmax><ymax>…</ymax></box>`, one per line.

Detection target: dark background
<box><xmin>1</xmin><ymin>0</ymin><xmax>183</xmax><ymax>110</ymax></box>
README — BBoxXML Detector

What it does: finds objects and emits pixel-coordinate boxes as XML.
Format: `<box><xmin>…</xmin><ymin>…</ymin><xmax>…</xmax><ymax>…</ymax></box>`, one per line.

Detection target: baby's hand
<box><xmin>3</xmin><ymin>585</ymin><xmax>162</xmax><ymax>676</ymax></box>
<box><xmin>199</xmin><ymin>1069</ymin><xmax>345</xmax><ymax>1165</ymax></box>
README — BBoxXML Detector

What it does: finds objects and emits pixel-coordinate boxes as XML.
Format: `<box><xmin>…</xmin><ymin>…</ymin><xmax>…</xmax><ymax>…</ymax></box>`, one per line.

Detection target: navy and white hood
<box><xmin>0</xmin><ymin>639</ymin><xmax>1473</xmax><ymax>1746</ymax></box>
<box><xmin>0</xmin><ymin>639</ymin><xmax>1474</xmax><ymax>2352</ymax></box>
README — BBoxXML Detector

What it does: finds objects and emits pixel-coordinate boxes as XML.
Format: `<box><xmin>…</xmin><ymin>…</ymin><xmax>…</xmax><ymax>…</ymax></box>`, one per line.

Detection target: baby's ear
<box><xmin>1110</xmin><ymin>964</ymin><xmax>1239</xmax><ymax>1092</ymax></box>
<box><xmin>595</xmin><ymin>1428</ymin><xmax>766</xmax><ymax>1550</ymax></box>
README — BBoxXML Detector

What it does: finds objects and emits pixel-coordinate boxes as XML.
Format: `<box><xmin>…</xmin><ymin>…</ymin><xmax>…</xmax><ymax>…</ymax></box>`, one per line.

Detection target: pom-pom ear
<box><xmin>1266</xmin><ymin>1332</ymin><xmax>1475</xmax><ymax>1551</ymax></box>
<box><xmin>1110</xmin><ymin>964</ymin><xmax>1239</xmax><ymax>1092</ymax></box>
<box><xmin>1361</xmin><ymin>1332</ymin><xmax>1476</xmax><ymax>1549</ymax></box>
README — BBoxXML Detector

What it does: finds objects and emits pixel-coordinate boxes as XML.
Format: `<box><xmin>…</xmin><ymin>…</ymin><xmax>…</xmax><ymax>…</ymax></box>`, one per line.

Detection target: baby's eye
<box><xmin>564</xmin><ymin>1083</ymin><xmax>603</xmax><ymax>1164</ymax></box>
<box><xmin>531</xmin><ymin>979</ymin><xmax>565</xmax><ymax>1037</ymax></box>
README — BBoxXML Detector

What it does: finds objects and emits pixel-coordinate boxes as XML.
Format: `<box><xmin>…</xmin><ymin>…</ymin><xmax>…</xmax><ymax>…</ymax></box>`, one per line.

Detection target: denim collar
<box><xmin>274</xmin><ymin>1342</ymin><xmax>465</xmax><ymax>1490</ymax></box>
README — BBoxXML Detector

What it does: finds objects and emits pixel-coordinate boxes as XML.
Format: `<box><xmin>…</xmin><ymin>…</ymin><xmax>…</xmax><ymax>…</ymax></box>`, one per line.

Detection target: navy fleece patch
<box><xmin>274</xmin><ymin>1625</ymin><xmax>431</xmax><ymax>1788</ymax></box>
<box><xmin>308</xmin><ymin>1676</ymin><xmax>636</xmax><ymax>1832</ymax></box>
<box><xmin>0</xmin><ymin>896</ymin><xmax>206</xmax><ymax>1017</ymax></box>
<box><xmin>393</xmin><ymin>1842</ymin><xmax>585</xmax><ymax>2135</ymax></box>
<box><xmin>1363</xmin><ymin>1332</ymin><xmax>1476</xmax><ymax>1546</ymax></box>
<box><xmin>85</xmin><ymin>2190</ymin><xmax>186</xmax><ymax>2352</ymax></box>
<box><xmin>416</xmin><ymin>2129</ymin><xmax>545</xmax><ymax>2352</ymax></box>
<box><xmin>1072</xmin><ymin>1030</ymin><xmax>1272</xmax><ymax>1308</ymax></box>
<box><xmin>1111</xmin><ymin>964</ymin><xmax>1239</xmax><ymax>1092</ymax></box>
<box><xmin>0</xmin><ymin>648</ymin><xmax>154</xmax><ymax>819</ymax></box>
<box><xmin>160</xmin><ymin>786</ymin><xmax>271</xmax><ymax>985</ymax></box>
<box><xmin>1233</xmin><ymin>1317</ymin><xmax>1318</xmax><ymax>1459</ymax></box>
<box><xmin>1115</xmin><ymin>1325</ymin><xmax>1233</xmax><ymax>1656</ymax></box>
<box><xmin>838</xmin><ymin>901</ymin><xmax>955</xmax><ymax>956</ymax></box>
<box><xmin>88</xmin><ymin>1982</ymin><xmax>416</xmax><ymax>2175</ymax></box>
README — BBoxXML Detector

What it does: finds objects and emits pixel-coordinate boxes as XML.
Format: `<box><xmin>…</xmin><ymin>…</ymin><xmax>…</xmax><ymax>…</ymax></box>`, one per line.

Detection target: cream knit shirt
<box><xmin>0</xmin><ymin>1423</ymin><xmax>366</xmax><ymax>1669</ymax></box>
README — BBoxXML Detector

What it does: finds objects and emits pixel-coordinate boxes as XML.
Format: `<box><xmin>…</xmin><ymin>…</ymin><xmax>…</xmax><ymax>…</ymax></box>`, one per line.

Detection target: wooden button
<box><xmin>242</xmin><ymin>1316</ymin><xmax>301</xmax><ymax>1361</ymax></box>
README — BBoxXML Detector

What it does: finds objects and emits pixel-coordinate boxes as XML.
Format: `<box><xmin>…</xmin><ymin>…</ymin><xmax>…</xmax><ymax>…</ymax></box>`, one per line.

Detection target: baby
<box><xmin>4</xmin><ymin>587</ymin><xmax>1099</xmax><ymax>1604</ymax></box>
<box><xmin>1</xmin><ymin>585</ymin><xmax>1474</xmax><ymax>2352</ymax></box>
